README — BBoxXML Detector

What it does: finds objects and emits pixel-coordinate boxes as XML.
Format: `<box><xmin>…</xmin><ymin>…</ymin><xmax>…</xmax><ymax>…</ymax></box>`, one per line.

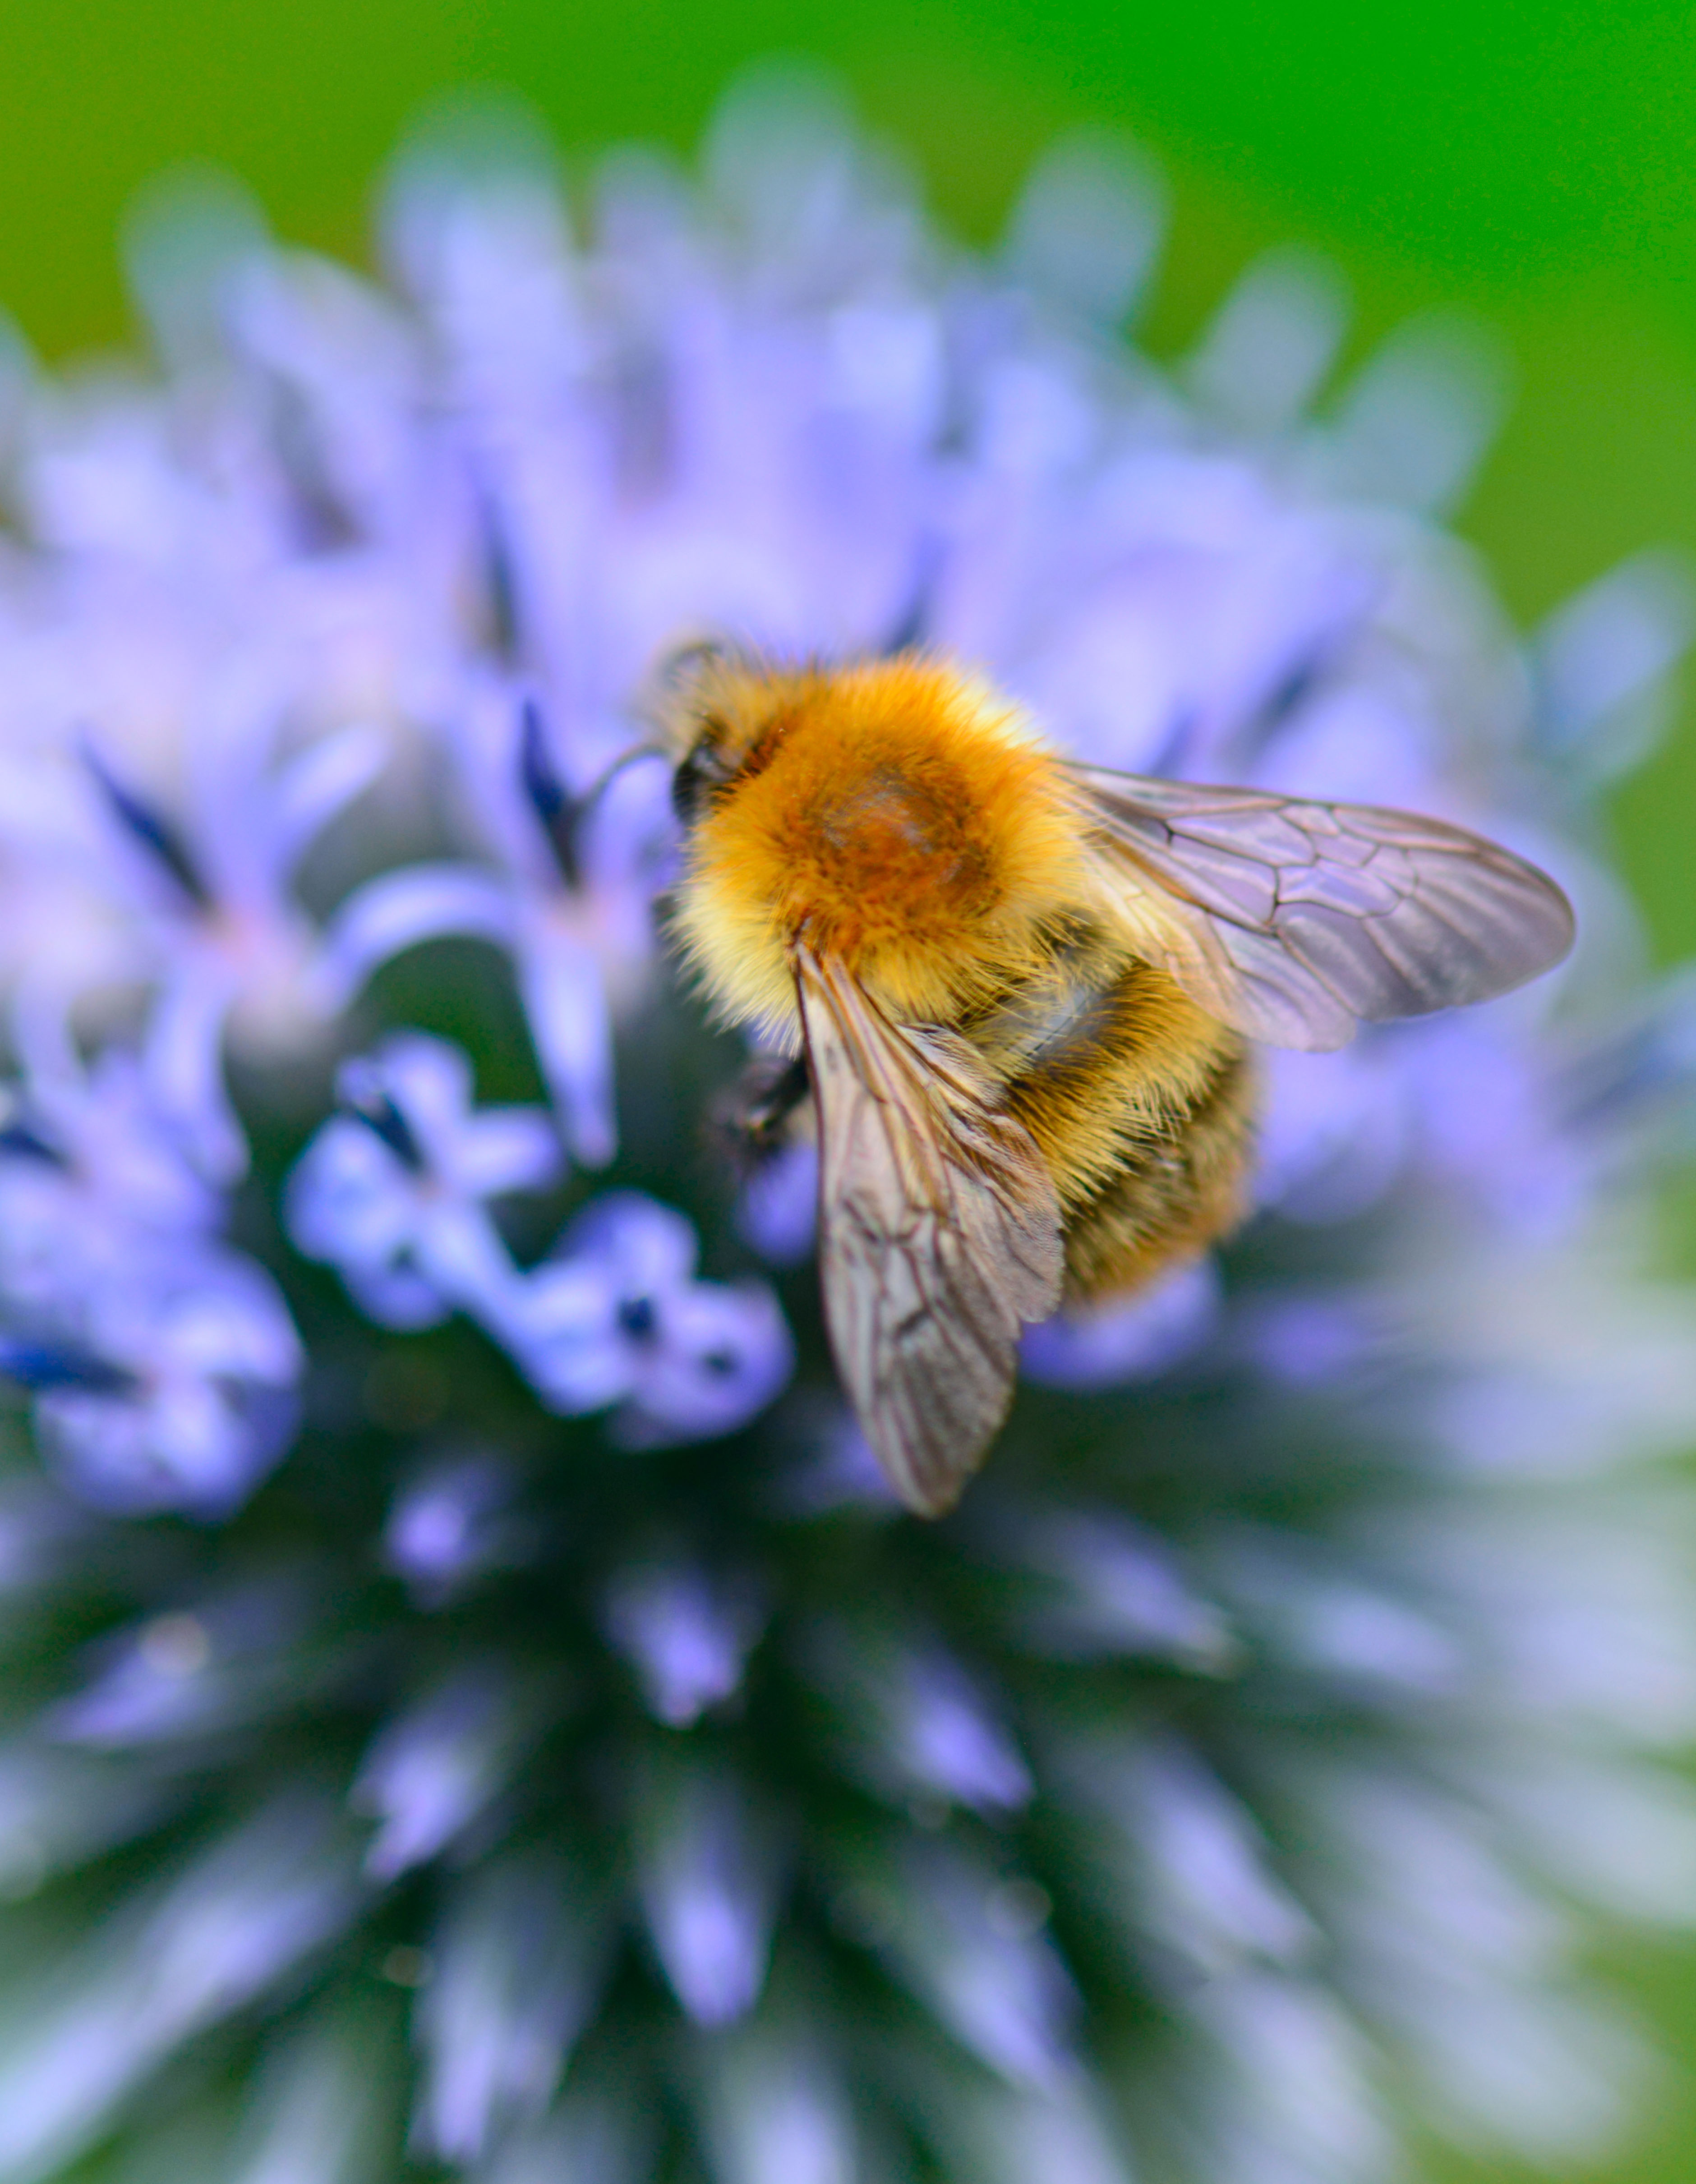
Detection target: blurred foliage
<box><xmin>1</xmin><ymin>1</ymin><xmax>1694</xmax><ymax>2176</ymax></box>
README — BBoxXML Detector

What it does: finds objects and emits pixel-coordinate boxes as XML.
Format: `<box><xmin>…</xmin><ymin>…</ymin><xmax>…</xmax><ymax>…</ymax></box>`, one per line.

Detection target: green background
<box><xmin>5</xmin><ymin>1</ymin><xmax>1695</xmax><ymax>2176</ymax></box>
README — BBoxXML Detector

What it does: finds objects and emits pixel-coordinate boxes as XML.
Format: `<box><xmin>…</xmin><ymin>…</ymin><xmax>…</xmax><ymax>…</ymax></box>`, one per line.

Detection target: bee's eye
<box><xmin>671</xmin><ymin>727</ymin><xmax>734</xmax><ymax>823</ymax></box>
<box><xmin>671</xmin><ymin>749</ymin><xmax>708</xmax><ymax>823</ymax></box>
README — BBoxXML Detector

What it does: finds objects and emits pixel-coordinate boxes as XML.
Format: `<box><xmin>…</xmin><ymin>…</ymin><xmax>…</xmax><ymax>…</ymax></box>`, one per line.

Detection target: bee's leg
<box><xmin>709</xmin><ymin>1051</ymin><xmax>813</xmax><ymax>1173</ymax></box>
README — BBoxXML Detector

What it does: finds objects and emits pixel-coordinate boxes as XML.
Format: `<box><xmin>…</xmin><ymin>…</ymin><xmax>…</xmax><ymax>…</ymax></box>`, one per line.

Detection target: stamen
<box><xmin>518</xmin><ymin>698</ymin><xmax>582</xmax><ymax>890</ymax></box>
<box><xmin>345</xmin><ymin>1091</ymin><xmax>426</xmax><ymax>1172</ymax></box>
<box><xmin>80</xmin><ymin>739</ymin><xmax>211</xmax><ymax>908</ymax></box>
<box><xmin>268</xmin><ymin>373</ymin><xmax>360</xmax><ymax>553</ymax></box>
<box><xmin>0</xmin><ymin>1335</ymin><xmax>136</xmax><ymax>1394</ymax></box>
<box><xmin>479</xmin><ymin>492</ymin><xmax>523</xmax><ymax>665</ymax></box>
<box><xmin>0</xmin><ymin>1111</ymin><xmax>66</xmax><ymax>1167</ymax></box>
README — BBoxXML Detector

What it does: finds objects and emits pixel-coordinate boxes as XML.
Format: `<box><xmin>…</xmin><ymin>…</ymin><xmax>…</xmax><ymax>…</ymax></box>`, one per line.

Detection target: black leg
<box><xmin>709</xmin><ymin>1051</ymin><xmax>812</xmax><ymax>1171</ymax></box>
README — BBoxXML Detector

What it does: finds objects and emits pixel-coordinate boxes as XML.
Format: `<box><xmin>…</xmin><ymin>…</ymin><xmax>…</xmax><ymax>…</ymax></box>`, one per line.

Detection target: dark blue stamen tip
<box><xmin>480</xmin><ymin>495</ymin><xmax>523</xmax><ymax>665</ymax></box>
<box><xmin>880</xmin><ymin>535</ymin><xmax>940</xmax><ymax>656</ymax></box>
<box><xmin>1226</xmin><ymin>641</ymin><xmax>1337</xmax><ymax>770</ymax></box>
<box><xmin>80</xmin><ymin>738</ymin><xmax>212</xmax><ymax>909</ymax></box>
<box><xmin>1258</xmin><ymin>654</ymin><xmax>1327</xmax><ymax>734</ymax></box>
<box><xmin>0</xmin><ymin>1336</ymin><xmax>136</xmax><ymax>1394</ymax></box>
<box><xmin>347</xmin><ymin>1092</ymin><xmax>427</xmax><ymax>1172</ymax></box>
<box><xmin>518</xmin><ymin>699</ymin><xmax>583</xmax><ymax>891</ymax></box>
<box><xmin>701</xmin><ymin>1349</ymin><xmax>738</xmax><ymax>1378</ymax></box>
<box><xmin>617</xmin><ymin>1295</ymin><xmax>658</xmax><ymax>1341</ymax></box>
<box><xmin>270</xmin><ymin>372</ymin><xmax>361</xmax><ymax>554</ymax></box>
<box><xmin>0</xmin><ymin>1117</ymin><xmax>67</xmax><ymax>1168</ymax></box>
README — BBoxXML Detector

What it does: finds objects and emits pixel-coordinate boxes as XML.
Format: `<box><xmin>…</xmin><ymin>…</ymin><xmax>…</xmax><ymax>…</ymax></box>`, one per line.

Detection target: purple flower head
<box><xmin>0</xmin><ymin>1027</ymin><xmax>304</xmax><ymax>1521</ymax></box>
<box><xmin>0</xmin><ymin>74</ymin><xmax>1691</xmax><ymax>2184</ymax></box>
<box><xmin>286</xmin><ymin>1031</ymin><xmax>558</xmax><ymax>1329</ymax></box>
<box><xmin>501</xmin><ymin>1191</ymin><xmax>793</xmax><ymax>1445</ymax></box>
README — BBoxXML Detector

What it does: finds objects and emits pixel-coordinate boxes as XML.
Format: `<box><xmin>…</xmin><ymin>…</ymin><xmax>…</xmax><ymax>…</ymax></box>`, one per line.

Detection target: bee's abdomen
<box><xmin>1053</xmin><ymin>1042</ymin><xmax>1253</xmax><ymax>1300</ymax></box>
<box><xmin>982</xmin><ymin>948</ymin><xmax>1255</xmax><ymax>1303</ymax></box>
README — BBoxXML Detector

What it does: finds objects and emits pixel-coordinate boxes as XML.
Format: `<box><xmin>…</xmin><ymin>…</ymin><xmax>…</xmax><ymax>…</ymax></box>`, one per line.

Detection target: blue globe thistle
<box><xmin>0</xmin><ymin>65</ymin><xmax>1691</xmax><ymax>2184</ymax></box>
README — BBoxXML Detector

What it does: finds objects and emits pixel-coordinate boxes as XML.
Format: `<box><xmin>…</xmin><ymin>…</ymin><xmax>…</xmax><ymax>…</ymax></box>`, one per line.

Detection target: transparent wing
<box><xmin>1064</xmin><ymin>763</ymin><xmax>1576</xmax><ymax>1051</ymax></box>
<box><xmin>793</xmin><ymin>947</ymin><xmax>1063</xmax><ymax>1517</ymax></box>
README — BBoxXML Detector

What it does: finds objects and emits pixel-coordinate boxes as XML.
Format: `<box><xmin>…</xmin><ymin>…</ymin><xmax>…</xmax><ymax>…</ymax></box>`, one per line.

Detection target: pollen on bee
<box><xmin>670</xmin><ymin>654</ymin><xmax>1083</xmax><ymax>1029</ymax></box>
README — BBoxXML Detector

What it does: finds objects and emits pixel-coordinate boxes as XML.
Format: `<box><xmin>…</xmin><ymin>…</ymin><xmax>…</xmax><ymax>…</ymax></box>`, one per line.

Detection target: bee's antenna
<box><xmin>656</xmin><ymin>636</ymin><xmax>729</xmax><ymax>690</ymax></box>
<box><xmin>581</xmin><ymin>740</ymin><xmax>668</xmax><ymax>809</ymax></box>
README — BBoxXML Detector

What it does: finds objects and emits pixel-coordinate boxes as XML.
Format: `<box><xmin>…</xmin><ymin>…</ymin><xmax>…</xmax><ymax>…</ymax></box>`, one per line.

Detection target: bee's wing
<box><xmin>1063</xmin><ymin>763</ymin><xmax>1576</xmax><ymax>1051</ymax></box>
<box><xmin>793</xmin><ymin>945</ymin><xmax>1064</xmax><ymax>1517</ymax></box>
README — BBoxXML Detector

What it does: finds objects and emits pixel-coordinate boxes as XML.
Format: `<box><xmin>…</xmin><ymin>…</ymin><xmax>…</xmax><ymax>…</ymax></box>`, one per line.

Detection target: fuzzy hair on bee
<box><xmin>662</xmin><ymin>647</ymin><xmax>1576</xmax><ymax>1517</ymax></box>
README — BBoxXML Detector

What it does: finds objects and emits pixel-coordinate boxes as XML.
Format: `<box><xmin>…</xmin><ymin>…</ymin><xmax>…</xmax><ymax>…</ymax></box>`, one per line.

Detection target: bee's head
<box><xmin>653</xmin><ymin>639</ymin><xmax>803</xmax><ymax>830</ymax></box>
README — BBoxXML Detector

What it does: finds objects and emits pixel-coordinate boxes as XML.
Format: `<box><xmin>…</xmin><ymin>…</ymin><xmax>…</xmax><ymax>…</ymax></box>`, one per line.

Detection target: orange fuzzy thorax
<box><xmin>670</xmin><ymin>657</ymin><xmax>1084</xmax><ymax>1034</ymax></box>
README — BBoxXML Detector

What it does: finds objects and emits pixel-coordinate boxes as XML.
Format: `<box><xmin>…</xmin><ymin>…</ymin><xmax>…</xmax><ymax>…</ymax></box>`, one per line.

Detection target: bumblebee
<box><xmin>664</xmin><ymin>651</ymin><xmax>1574</xmax><ymax>1515</ymax></box>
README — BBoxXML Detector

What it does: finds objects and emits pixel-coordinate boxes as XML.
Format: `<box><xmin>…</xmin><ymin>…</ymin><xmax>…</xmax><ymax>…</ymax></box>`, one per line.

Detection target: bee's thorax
<box><xmin>670</xmin><ymin>654</ymin><xmax>1082</xmax><ymax>1031</ymax></box>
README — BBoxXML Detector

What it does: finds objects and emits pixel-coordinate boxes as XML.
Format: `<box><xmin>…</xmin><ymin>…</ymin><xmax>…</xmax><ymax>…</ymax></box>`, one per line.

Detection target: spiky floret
<box><xmin>668</xmin><ymin>655</ymin><xmax>1084</xmax><ymax>1034</ymax></box>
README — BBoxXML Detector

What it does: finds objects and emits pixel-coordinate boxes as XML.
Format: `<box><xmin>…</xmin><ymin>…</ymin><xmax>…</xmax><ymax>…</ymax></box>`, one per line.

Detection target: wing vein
<box><xmin>1061</xmin><ymin>762</ymin><xmax>1575</xmax><ymax>1050</ymax></box>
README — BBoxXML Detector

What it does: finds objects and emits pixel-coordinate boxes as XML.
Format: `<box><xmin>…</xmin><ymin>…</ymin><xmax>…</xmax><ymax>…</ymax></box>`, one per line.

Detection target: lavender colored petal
<box><xmin>498</xmin><ymin>1256</ymin><xmax>629</xmax><ymax>1414</ymax></box>
<box><xmin>270</xmin><ymin>721</ymin><xmax>390</xmax><ymax>874</ymax></box>
<box><xmin>35</xmin><ymin>1250</ymin><xmax>303</xmax><ymax>1520</ymax></box>
<box><xmin>735</xmin><ymin>1139</ymin><xmax>819</xmax><ymax>1265</ymax></box>
<box><xmin>451</xmin><ymin>1103</ymin><xmax>562</xmax><ymax>1197</ymax></box>
<box><xmin>313</xmin><ymin>864</ymin><xmax>516</xmax><ymax>1013</ymax></box>
<box><xmin>411</xmin><ymin>1200</ymin><xmax>524</xmax><ymax>1326</ymax></box>
<box><xmin>636</xmin><ymin>1760</ymin><xmax>777</xmax><ymax>2028</ymax></box>
<box><xmin>1187</xmin><ymin>246</ymin><xmax>1351</xmax><ymax>432</ymax></box>
<box><xmin>613</xmin><ymin>1279</ymin><xmax>795</xmax><ymax>1448</ymax></box>
<box><xmin>353</xmin><ymin>1661</ymin><xmax>555</xmax><ymax>1881</ymax></box>
<box><xmin>286</xmin><ymin>1116</ymin><xmax>424</xmax><ymax>1269</ymax></box>
<box><xmin>516</xmin><ymin>929</ymin><xmax>620</xmax><ymax>1167</ymax></box>
<box><xmin>563</xmin><ymin>1190</ymin><xmax>699</xmax><ymax>1292</ymax></box>
<box><xmin>870</xmin><ymin>1840</ymin><xmax>1079</xmax><ymax>2091</ymax></box>
<box><xmin>603</xmin><ymin>1558</ymin><xmax>766</xmax><ymax>1726</ymax></box>
<box><xmin>143</xmin><ymin>958</ymin><xmax>246</xmax><ymax>1182</ymax></box>
<box><xmin>383</xmin><ymin>1452</ymin><xmax>531</xmax><ymax>1607</ymax></box>
<box><xmin>412</xmin><ymin>1851</ymin><xmax>612</xmax><ymax>2163</ymax></box>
